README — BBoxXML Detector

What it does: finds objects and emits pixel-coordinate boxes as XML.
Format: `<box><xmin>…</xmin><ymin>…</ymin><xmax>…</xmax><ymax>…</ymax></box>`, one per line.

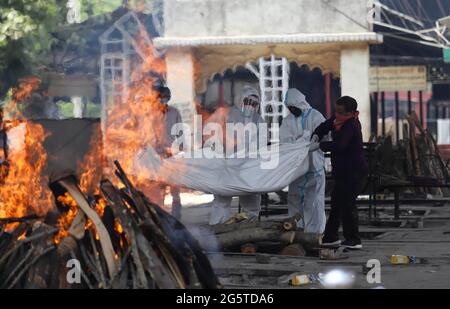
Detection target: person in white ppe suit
<box><xmin>206</xmin><ymin>86</ymin><xmax>266</xmax><ymax>225</ymax></box>
<box><xmin>280</xmin><ymin>88</ymin><xmax>327</xmax><ymax>234</ymax></box>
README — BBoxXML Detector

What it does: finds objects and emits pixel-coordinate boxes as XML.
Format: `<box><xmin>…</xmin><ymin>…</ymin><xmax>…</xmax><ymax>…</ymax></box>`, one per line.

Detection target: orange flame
<box><xmin>114</xmin><ymin>219</ymin><xmax>123</xmax><ymax>235</ymax></box>
<box><xmin>101</xmin><ymin>28</ymin><xmax>172</xmax><ymax>204</ymax></box>
<box><xmin>0</xmin><ymin>77</ymin><xmax>53</xmax><ymax>230</ymax></box>
<box><xmin>54</xmin><ymin>192</ymin><xmax>79</xmax><ymax>244</ymax></box>
<box><xmin>78</xmin><ymin>126</ymin><xmax>104</xmax><ymax>195</ymax></box>
<box><xmin>17</xmin><ymin>231</ymin><xmax>27</xmax><ymax>241</ymax></box>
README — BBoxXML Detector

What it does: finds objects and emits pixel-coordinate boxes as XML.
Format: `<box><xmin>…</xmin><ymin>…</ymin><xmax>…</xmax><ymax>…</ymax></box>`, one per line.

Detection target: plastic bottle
<box><xmin>391</xmin><ymin>255</ymin><xmax>417</xmax><ymax>265</ymax></box>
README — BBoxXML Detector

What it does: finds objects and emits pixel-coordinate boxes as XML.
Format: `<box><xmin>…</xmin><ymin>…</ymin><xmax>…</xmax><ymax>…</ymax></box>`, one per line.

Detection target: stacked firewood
<box><xmin>373</xmin><ymin>112</ymin><xmax>450</xmax><ymax>196</ymax></box>
<box><xmin>0</xmin><ymin>161</ymin><xmax>221</xmax><ymax>289</ymax></box>
<box><xmin>193</xmin><ymin>214</ymin><xmax>322</xmax><ymax>254</ymax></box>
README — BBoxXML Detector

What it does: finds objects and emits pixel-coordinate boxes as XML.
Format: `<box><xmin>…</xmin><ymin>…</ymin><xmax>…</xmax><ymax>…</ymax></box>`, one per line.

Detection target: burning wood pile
<box><xmin>0</xmin><ymin>161</ymin><xmax>221</xmax><ymax>289</ymax></box>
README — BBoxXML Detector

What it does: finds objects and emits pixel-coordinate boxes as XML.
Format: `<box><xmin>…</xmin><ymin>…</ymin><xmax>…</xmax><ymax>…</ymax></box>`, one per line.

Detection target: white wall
<box><xmin>438</xmin><ymin>119</ymin><xmax>450</xmax><ymax>145</ymax></box>
<box><xmin>165</xmin><ymin>49</ymin><xmax>197</xmax><ymax>126</ymax></box>
<box><xmin>340</xmin><ymin>46</ymin><xmax>371</xmax><ymax>142</ymax></box>
<box><xmin>164</xmin><ymin>0</ymin><xmax>370</xmax><ymax>37</ymax></box>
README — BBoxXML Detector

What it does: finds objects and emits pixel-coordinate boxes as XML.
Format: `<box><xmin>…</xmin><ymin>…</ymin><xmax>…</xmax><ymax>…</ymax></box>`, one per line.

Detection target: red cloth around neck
<box><xmin>334</xmin><ymin>111</ymin><xmax>359</xmax><ymax>131</ymax></box>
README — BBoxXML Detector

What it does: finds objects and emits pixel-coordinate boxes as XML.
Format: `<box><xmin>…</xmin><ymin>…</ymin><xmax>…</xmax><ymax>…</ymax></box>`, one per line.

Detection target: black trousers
<box><xmin>324</xmin><ymin>171</ymin><xmax>367</xmax><ymax>243</ymax></box>
<box><xmin>171</xmin><ymin>186</ymin><xmax>181</xmax><ymax>218</ymax></box>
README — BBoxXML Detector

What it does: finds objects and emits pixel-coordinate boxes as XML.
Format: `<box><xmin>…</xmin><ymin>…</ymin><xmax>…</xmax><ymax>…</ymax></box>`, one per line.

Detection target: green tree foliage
<box><xmin>0</xmin><ymin>0</ymin><xmax>63</xmax><ymax>97</ymax></box>
<box><xmin>0</xmin><ymin>0</ymin><xmax>124</xmax><ymax>98</ymax></box>
<box><xmin>80</xmin><ymin>0</ymin><xmax>123</xmax><ymax>21</ymax></box>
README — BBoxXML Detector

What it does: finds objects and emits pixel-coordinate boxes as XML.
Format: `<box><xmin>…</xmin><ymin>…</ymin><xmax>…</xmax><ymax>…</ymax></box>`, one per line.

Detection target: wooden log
<box><xmin>58</xmin><ymin>211</ymin><xmax>86</xmax><ymax>257</ymax></box>
<box><xmin>206</xmin><ymin>214</ymin><xmax>302</xmax><ymax>236</ymax></box>
<box><xmin>111</xmin><ymin>161</ymin><xmax>221</xmax><ymax>289</ymax></box>
<box><xmin>23</xmin><ymin>223</ymin><xmax>58</xmax><ymax>289</ymax></box>
<box><xmin>0</xmin><ymin>215</ymin><xmax>44</xmax><ymax>224</ymax></box>
<box><xmin>410</xmin><ymin>112</ymin><xmax>449</xmax><ymax>196</ymax></box>
<box><xmin>407</xmin><ymin>119</ymin><xmax>422</xmax><ymax>176</ymax></box>
<box><xmin>198</xmin><ymin>226</ymin><xmax>321</xmax><ymax>251</ymax></box>
<box><xmin>402</xmin><ymin>124</ymin><xmax>414</xmax><ymax>177</ymax></box>
<box><xmin>99</xmin><ymin>180</ymin><xmax>147</xmax><ymax>288</ymax></box>
<box><xmin>0</xmin><ymin>224</ymin><xmax>31</xmax><ymax>269</ymax></box>
<box><xmin>118</xmin><ymin>177</ymin><xmax>197</xmax><ymax>284</ymax></box>
<box><xmin>210</xmin><ymin>220</ymin><xmax>277</xmax><ymax>235</ymax></box>
<box><xmin>70</xmin><ymin>251</ymin><xmax>94</xmax><ymax>289</ymax></box>
<box><xmin>113</xmin><ymin>161</ymin><xmax>151</xmax><ymax>221</ymax></box>
<box><xmin>55</xmin><ymin>177</ymin><xmax>117</xmax><ymax>278</ymax></box>
<box><xmin>241</xmin><ymin>243</ymin><xmax>258</xmax><ymax>254</ymax></box>
<box><xmin>87</xmin><ymin>229</ymin><xmax>107</xmax><ymax>288</ymax></box>
<box><xmin>135</xmin><ymin>232</ymin><xmax>178</xmax><ymax>289</ymax></box>
<box><xmin>7</xmin><ymin>245</ymin><xmax>55</xmax><ymax>289</ymax></box>
<box><xmin>0</xmin><ymin>223</ymin><xmax>56</xmax><ymax>289</ymax></box>
<box><xmin>139</xmin><ymin>218</ymin><xmax>188</xmax><ymax>288</ymax></box>
<box><xmin>1</xmin><ymin>246</ymin><xmax>35</xmax><ymax>288</ymax></box>
<box><xmin>101</xmin><ymin>179</ymin><xmax>178</xmax><ymax>289</ymax></box>
<box><xmin>78</xmin><ymin>240</ymin><xmax>103</xmax><ymax>287</ymax></box>
<box><xmin>280</xmin><ymin>244</ymin><xmax>306</xmax><ymax>257</ymax></box>
<box><xmin>138</xmin><ymin>191</ymin><xmax>222</xmax><ymax>289</ymax></box>
<box><xmin>106</xmin><ymin>248</ymin><xmax>130</xmax><ymax>289</ymax></box>
<box><xmin>114</xmin><ymin>162</ymin><xmax>200</xmax><ymax>286</ymax></box>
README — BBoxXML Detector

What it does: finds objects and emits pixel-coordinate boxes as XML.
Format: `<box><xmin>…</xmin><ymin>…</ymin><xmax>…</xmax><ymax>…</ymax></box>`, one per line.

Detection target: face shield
<box><xmin>241</xmin><ymin>96</ymin><xmax>260</xmax><ymax>118</ymax></box>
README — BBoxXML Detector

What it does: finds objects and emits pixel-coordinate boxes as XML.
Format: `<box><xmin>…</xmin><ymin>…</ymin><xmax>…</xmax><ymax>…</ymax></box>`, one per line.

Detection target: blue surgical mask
<box><xmin>242</xmin><ymin>106</ymin><xmax>256</xmax><ymax>118</ymax></box>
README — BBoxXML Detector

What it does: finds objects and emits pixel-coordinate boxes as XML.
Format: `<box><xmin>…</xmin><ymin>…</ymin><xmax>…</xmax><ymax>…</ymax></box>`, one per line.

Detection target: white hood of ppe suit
<box><xmin>238</xmin><ymin>85</ymin><xmax>261</xmax><ymax>109</ymax></box>
<box><xmin>204</xmin><ymin>85</ymin><xmax>266</xmax><ymax>154</ymax></box>
<box><xmin>285</xmin><ymin>88</ymin><xmax>311</xmax><ymax>111</ymax></box>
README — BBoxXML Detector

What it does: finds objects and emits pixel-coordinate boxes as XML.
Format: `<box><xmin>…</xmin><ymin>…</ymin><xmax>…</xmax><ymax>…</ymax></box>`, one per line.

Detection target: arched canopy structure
<box><xmin>157</xmin><ymin>0</ymin><xmax>383</xmax><ymax>140</ymax></box>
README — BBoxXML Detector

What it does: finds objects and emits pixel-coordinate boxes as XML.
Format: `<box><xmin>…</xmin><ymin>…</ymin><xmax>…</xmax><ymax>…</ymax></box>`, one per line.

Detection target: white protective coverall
<box><xmin>207</xmin><ymin>86</ymin><xmax>266</xmax><ymax>225</ymax></box>
<box><xmin>280</xmin><ymin>89</ymin><xmax>326</xmax><ymax>233</ymax></box>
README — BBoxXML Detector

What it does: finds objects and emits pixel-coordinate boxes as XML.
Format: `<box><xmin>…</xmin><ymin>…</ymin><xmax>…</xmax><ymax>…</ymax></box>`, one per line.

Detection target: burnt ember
<box><xmin>0</xmin><ymin>161</ymin><xmax>221</xmax><ymax>289</ymax></box>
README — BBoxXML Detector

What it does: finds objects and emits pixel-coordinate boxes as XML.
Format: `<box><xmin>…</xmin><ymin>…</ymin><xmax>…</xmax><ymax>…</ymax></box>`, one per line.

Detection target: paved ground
<box><xmin>176</xmin><ymin>197</ymin><xmax>450</xmax><ymax>289</ymax></box>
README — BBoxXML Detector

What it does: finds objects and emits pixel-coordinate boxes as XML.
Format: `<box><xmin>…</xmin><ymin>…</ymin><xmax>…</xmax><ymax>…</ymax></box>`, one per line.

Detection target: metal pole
<box><xmin>407</xmin><ymin>91</ymin><xmax>412</xmax><ymax>115</ymax></box>
<box><xmin>395</xmin><ymin>91</ymin><xmax>400</xmax><ymax>143</ymax></box>
<box><xmin>218</xmin><ymin>79</ymin><xmax>224</xmax><ymax>107</ymax></box>
<box><xmin>325</xmin><ymin>73</ymin><xmax>332</xmax><ymax>118</ymax></box>
<box><xmin>372</xmin><ymin>92</ymin><xmax>379</xmax><ymax>137</ymax></box>
<box><xmin>419</xmin><ymin>90</ymin><xmax>424</xmax><ymax>125</ymax></box>
<box><xmin>381</xmin><ymin>92</ymin><xmax>386</xmax><ymax>137</ymax></box>
<box><xmin>394</xmin><ymin>189</ymin><xmax>400</xmax><ymax>220</ymax></box>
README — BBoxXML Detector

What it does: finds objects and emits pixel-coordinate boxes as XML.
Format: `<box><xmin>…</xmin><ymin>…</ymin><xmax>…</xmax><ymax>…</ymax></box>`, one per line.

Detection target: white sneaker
<box><xmin>341</xmin><ymin>240</ymin><xmax>363</xmax><ymax>250</ymax></box>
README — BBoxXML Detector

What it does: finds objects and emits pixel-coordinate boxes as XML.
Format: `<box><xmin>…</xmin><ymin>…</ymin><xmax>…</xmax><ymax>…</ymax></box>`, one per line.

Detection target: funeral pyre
<box><xmin>0</xmin><ymin>160</ymin><xmax>220</xmax><ymax>289</ymax></box>
<box><xmin>0</xmin><ymin>27</ymin><xmax>220</xmax><ymax>288</ymax></box>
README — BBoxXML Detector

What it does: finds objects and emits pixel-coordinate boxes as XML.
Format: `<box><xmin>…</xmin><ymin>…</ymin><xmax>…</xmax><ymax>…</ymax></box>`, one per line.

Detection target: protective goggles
<box><xmin>243</xmin><ymin>96</ymin><xmax>260</xmax><ymax>108</ymax></box>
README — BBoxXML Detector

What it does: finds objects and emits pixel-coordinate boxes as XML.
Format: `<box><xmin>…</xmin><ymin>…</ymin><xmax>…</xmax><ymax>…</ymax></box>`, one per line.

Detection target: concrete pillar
<box><xmin>72</xmin><ymin>96</ymin><xmax>84</xmax><ymax>118</ymax></box>
<box><xmin>165</xmin><ymin>49</ymin><xmax>197</xmax><ymax>127</ymax></box>
<box><xmin>340</xmin><ymin>46</ymin><xmax>371</xmax><ymax>141</ymax></box>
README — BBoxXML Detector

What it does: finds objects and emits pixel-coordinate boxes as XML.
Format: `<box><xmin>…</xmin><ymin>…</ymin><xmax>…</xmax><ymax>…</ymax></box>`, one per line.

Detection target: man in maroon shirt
<box><xmin>311</xmin><ymin>96</ymin><xmax>368</xmax><ymax>250</ymax></box>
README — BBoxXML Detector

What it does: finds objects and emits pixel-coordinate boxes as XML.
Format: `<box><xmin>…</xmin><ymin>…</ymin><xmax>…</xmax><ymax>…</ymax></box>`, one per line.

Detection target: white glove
<box><xmin>311</xmin><ymin>134</ymin><xmax>320</xmax><ymax>144</ymax></box>
<box><xmin>309</xmin><ymin>142</ymin><xmax>321</xmax><ymax>153</ymax></box>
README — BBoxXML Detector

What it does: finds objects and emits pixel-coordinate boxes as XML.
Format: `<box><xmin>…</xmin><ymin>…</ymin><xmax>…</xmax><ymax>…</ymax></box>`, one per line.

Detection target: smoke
<box><xmin>187</xmin><ymin>225</ymin><xmax>224</xmax><ymax>264</ymax></box>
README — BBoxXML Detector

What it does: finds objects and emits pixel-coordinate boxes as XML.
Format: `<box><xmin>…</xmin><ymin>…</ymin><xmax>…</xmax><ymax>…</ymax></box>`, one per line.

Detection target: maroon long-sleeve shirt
<box><xmin>313</xmin><ymin>116</ymin><xmax>368</xmax><ymax>178</ymax></box>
